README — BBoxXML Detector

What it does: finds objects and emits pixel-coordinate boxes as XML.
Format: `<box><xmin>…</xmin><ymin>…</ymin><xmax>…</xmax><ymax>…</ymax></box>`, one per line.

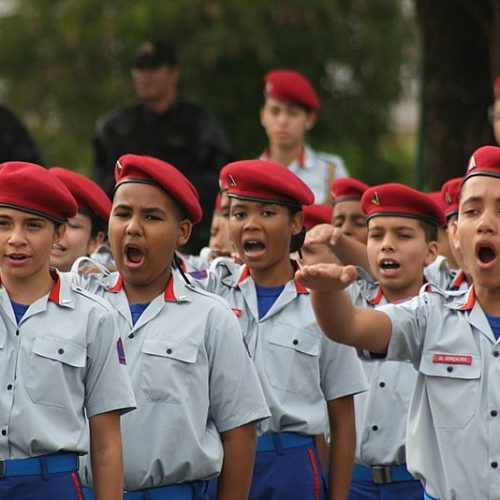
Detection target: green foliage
<box><xmin>0</xmin><ymin>0</ymin><xmax>414</xmax><ymax>183</ymax></box>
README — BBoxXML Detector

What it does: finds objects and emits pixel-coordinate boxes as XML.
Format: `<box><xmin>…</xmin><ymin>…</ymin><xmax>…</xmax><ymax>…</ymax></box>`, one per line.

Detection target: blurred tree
<box><xmin>0</xmin><ymin>0</ymin><xmax>412</xmax><ymax>184</ymax></box>
<box><xmin>416</xmin><ymin>0</ymin><xmax>498</xmax><ymax>189</ymax></box>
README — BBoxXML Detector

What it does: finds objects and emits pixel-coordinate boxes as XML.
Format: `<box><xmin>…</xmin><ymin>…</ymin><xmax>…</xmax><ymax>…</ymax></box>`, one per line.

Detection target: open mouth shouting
<box><xmin>124</xmin><ymin>244</ymin><xmax>146</xmax><ymax>269</ymax></box>
<box><xmin>476</xmin><ymin>241</ymin><xmax>497</xmax><ymax>270</ymax></box>
<box><xmin>378</xmin><ymin>258</ymin><xmax>401</xmax><ymax>277</ymax></box>
<box><xmin>242</xmin><ymin>239</ymin><xmax>266</xmax><ymax>259</ymax></box>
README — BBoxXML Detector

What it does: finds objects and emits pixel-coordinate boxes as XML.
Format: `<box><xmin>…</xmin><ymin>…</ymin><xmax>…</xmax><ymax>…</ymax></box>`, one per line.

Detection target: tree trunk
<box><xmin>416</xmin><ymin>0</ymin><xmax>494</xmax><ymax>188</ymax></box>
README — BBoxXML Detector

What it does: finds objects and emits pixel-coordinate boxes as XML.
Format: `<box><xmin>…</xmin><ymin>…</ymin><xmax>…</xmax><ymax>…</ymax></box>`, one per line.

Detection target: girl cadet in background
<box><xmin>194</xmin><ymin>159</ymin><xmax>367</xmax><ymax>500</ymax></box>
<box><xmin>49</xmin><ymin>167</ymin><xmax>113</xmax><ymax>272</ymax></box>
<box><xmin>76</xmin><ymin>154</ymin><xmax>269</xmax><ymax>500</ymax></box>
<box><xmin>259</xmin><ymin>69</ymin><xmax>348</xmax><ymax>204</ymax></box>
<box><xmin>0</xmin><ymin>161</ymin><xmax>135</xmax><ymax>500</ymax></box>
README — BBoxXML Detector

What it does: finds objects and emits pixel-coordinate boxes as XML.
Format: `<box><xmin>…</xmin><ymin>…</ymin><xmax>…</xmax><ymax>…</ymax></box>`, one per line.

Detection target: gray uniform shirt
<box><xmin>0</xmin><ymin>271</ymin><xmax>136</xmax><ymax>459</ymax></box>
<box><xmin>78</xmin><ymin>270</ymin><xmax>269</xmax><ymax>490</ymax></box>
<box><xmin>347</xmin><ymin>274</ymin><xmax>418</xmax><ymax>467</ymax></box>
<box><xmin>193</xmin><ymin>259</ymin><xmax>367</xmax><ymax>435</ymax></box>
<box><xmin>261</xmin><ymin>145</ymin><xmax>348</xmax><ymax>204</ymax></box>
<box><xmin>380</xmin><ymin>286</ymin><xmax>500</xmax><ymax>499</ymax></box>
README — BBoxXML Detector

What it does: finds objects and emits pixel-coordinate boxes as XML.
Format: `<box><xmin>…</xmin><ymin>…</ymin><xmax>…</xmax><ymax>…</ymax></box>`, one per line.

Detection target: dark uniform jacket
<box><xmin>93</xmin><ymin>100</ymin><xmax>234</xmax><ymax>253</ymax></box>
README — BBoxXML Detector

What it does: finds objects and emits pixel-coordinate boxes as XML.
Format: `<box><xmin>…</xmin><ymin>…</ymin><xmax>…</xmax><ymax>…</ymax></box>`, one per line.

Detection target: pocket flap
<box><xmin>269</xmin><ymin>325</ymin><xmax>320</xmax><ymax>356</ymax></box>
<box><xmin>142</xmin><ymin>338</ymin><xmax>198</xmax><ymax>363</ymax></box>
<box><xmin>32</xmin><ymin>336</ymin><xmax>86</xmax><ymax>368</ymax></box>
<box><xmin>419</xmin><ymin>351</ymin><xmax>481</xmax><ymax>379</ymax></box>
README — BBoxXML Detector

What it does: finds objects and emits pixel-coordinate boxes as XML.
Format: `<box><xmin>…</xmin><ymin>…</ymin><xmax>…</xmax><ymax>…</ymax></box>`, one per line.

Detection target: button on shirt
<box><xmin>380</xmin><ymin>286</ymin><xmax>500</xmax><ymax>499</ymax></box>
<box><xmin>347</xmin><ymin>272</ymin><xmax>418</xmax><ymax>467</ymax></box>
<box><xmin>194</xmin><ymin>259</ymin><xmax>367</xmax><ymax>436</ymax></box>
<box><xmin>76</xmin><ymin>270</ymin><xmax>269</xmax><ymax>490</ymax></box>
<box><xmin>261</xmin><ymin>145</ymin><xmax>348</xmax><ymax>203</ymax></box>
<box><xmin>0</xmin><ymin>271</ymin><xmax>136</xmax><ymax>459</ymax></box>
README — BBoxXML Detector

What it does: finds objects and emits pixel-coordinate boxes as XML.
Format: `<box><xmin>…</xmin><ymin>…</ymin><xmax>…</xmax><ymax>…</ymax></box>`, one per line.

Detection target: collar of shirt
<box><xmin>235</xmin><ymin>261</ymin><xmax>309</xmax><ymax>295</ymax></box>
<box><xmin>106</xmin><ymin>270</ymin><xmax>191</xmax><ymax>303</ymax></box>
<box><xmin>260</xmin><ymin>145</ymin><xmax>310</xmax><ymax>169</ymax></box>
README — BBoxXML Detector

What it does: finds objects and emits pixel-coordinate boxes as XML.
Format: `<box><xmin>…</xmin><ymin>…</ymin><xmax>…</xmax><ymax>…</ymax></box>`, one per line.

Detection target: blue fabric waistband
<box><xmin>82</xmin><ymin>481</ymin><xmax>208</xmax><ymax>500</ymax></box>
<box><xmin>424</xmin><ymin>492</ymin><xmax>438</xmax><ymax>500</ymax></box>
<box><xmin>0</xmin><ymin>453</ymin><xmax>78</xmax><ymax>478</ymax></box>
<box><xmin>352</xmin><ymin>463</ymin><xmax>415</xmax><ymax>483</ymax></box>
<box><xmin>257</xmin><ymin>432</ymin><xmax>314</xmax><ymax>452</ymax></box>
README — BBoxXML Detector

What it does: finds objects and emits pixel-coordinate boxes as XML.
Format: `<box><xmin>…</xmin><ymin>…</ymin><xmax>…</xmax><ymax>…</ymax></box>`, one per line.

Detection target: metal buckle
<box><xmin>372</xmin><ymin>465</ymin><xmax>392</xmax><ymax>484</ymax></box>
<box><xmin>0</xmin><ymin>459</ymin><xmax>5</xmax><ymax>479</ymax></box>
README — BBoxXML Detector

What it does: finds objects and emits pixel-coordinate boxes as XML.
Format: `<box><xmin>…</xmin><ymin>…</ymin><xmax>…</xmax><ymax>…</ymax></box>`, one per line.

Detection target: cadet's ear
<box><xmin>54</xmin><ymin>223</ymin><xmax>66</xmax><ymax>242</ymax></box>
<box><xmin>291</xmin><ymin>210</ymin><xmax>305</xmax><ymax>236</ymax></box>
<box><xmin>450</xmin><ymin>219</ymin><xmax>460</xmax><ymax>250</ymax></box>
<box><xmin>305</xmin><ymin>112</ymin><xmax>317</xmax><ymax>130</ymax></box>
<box><xmin>176</xmin><ymin>219</ymin><xmax>192</xmax><ymax>248</ymax></box>
<box><xmin>424</xmin><ymin>240</ymin><xmax>439</xmax><ymax>266</ymax></box>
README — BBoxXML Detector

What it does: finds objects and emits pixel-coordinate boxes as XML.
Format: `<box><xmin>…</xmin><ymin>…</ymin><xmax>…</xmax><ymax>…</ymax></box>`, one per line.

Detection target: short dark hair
<box><xmin>418</xmin><ymin>220</ymin><xmax>438</xmax><ymax>243</ymax></box>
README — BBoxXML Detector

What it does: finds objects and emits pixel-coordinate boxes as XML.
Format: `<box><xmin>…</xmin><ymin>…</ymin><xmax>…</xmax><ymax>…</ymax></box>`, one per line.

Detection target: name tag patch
<box><xmin>432</xmin><ymin>354</ymin><xmax>472</xmax><ymax>365</ymax></box>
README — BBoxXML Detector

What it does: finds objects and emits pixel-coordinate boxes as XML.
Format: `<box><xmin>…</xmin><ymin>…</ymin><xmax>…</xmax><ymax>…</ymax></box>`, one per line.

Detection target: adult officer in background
<box><xmin>93</xmin><ymin>39</ymin><xmax>235</xmax><ymax>254</ymax></box>
<box><xmin>0</xmin><ymin>105</ymin><xmax>42</xmax><ymax>164</ymax></box>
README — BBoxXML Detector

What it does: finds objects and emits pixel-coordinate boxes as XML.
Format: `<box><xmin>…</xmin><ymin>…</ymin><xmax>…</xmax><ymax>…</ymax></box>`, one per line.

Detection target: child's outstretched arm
<box><xmin>305</xmin><ymin>224</ymin><xmax>370</xmax><ymax>270</ymax></box>
<box><xmin>296</xmin><ymin>263</ymin><xmax>391</xmax><ymax>353</ymax></box>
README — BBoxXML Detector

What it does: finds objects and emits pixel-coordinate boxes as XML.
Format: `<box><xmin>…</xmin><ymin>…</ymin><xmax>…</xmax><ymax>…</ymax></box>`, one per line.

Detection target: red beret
<box><xmin>50</xmin><ymin>167</ymin><xmax>111</xmax><ymax>224</ymax></box>
<box><xmin>330</xmin><ymin>177</ymin><xmax>369</xmax><ymax>204</ymax></box>
<box><xmin>220</xmin><ymin>159</ymin><xmax>314</xmax><ymax>207</ymax></box>
<box><xmin>264</xmin><ymin>69</ymin><xmax>320</xmax><ymax>112</ymax></box>
<box><xmin>440</xmin><ymin>177</ymin><xmax>461</xmax><ymax>219</ymax></box>
<box><xmin>114</xmin><ymin>154</ymin><xmax>202</xmax><ymax>224</ymax></box>
<box><xmin>0</xmin><ymin>161</ymin><xmax>77</xmax><ymax>223</ymax></box>
<box><xmin>303</xmin><ymin>204</ymin><xmax>334</xmax><ymax>230</ymax></box>
<box><xmin>361</xmin><ymin>183</ymin><xmax>445</xmax><ymax>227</ymax></box>
<box><xmin>495</xmin><ymin>76</ymin><xmax>500</xmax><ymax>99</ymax></box>
<box><xmin>463</xmin><ymin>145</ymin><xmax>500</xmax><ymax>184</ymax></box>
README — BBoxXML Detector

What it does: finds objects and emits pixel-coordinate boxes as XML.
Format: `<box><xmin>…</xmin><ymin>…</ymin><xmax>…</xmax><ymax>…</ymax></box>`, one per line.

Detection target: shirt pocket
<box><xmin>141</xmin><ymin>337</ymin><xmax>199</xmax><ymax>403</ymax></box>
<box><xmin>419</xmin><ymin>351</ymin><xmax>481</xmax><ymax>429</ymax></box>
<box><xmin>26</xmin><ymin>336</ymin><xmax>86</xmax><ymax>408</ymax></box>
<box><xmin>265</xmin><ymin>324</ymin><xmax>321</xmax><ymax>393</ymax></box>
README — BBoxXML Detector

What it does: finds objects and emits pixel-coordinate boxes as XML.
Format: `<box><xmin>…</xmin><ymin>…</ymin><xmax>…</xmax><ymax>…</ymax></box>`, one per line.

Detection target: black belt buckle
<box><xmin>0</xmin><ymin>459</ymin><xmax>5</xmax><ymax>479</ymax></box>
<box><xmin>372</xmin><ymin>465</ymin><xmax>391</xmax><ymax>484</ymax></box>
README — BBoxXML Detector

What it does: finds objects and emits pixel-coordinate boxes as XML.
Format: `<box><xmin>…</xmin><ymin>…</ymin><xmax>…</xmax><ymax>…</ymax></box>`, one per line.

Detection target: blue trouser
<box><xmin>82</xmin><ymin>481</ymin><xmax>208</xmax><ymax>499</ymax></box>
<box><xmin>349</xmin><ymin>464</ymin><xmax>423</xmax><ymax>500</ymax></box>
<box><xmin>0</xmin><ymin>453</ymin><xmax>82</xmax><ymax>499</ymax></box>
<box><xmin>208</xmin><ymin>432</ymin><xmax>327</xmax><ymax>500</ymax></box>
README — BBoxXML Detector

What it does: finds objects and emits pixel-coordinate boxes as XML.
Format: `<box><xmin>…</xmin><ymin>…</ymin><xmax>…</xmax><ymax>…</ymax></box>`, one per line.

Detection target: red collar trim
<box><xmin>237</xmin><ymin>261</ymin><xmax>309</xmax><ymax>293</ymax></box>
<box><xmin>368</xmin><ymin>285</ymin><xmax>384</xmax><ymax>305</ymax></box>
<box><xmin>451</xmin><ymin>271</ymin><xmax>466</xmax><ymax>288</ymax></box>
<box><xmin>109</xmin><ymin>274</ymin><xmax>124</xmax><ymax>292</ymax></box>
<box><xmin>237</xmin><ymin>265</ymin><xmax>252</xmax><ymax>284</ymax></box>
<box><xmin>460</xmin><ymin>287</ymin><xmax>476</xmax><ymax>310</ymax></box>
<box><xmin>108</xmin><ymin>273</ymin><xmax>178</xmax><ymax>301</ymax></box>
<box><xmin>261</xmin><ymin>147</ymin><xmax>306</xmax><ymax>169</ymax></box>
<box><xmin>48</xmin><ymin>271</ymin><xmax>61</xmax><ymax>304</ymax></box>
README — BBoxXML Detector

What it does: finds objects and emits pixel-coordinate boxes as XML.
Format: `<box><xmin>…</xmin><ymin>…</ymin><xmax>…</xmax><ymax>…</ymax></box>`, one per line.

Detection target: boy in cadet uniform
<box><xmin>297</xmin><ymin>144</ymin><xmax>500</xmax><ymax>499</ymax></box>
<box><xmin>0</xmin><ymin>161</ymin><xmax>136</xmax><ymax>499</ymax></box>
<box><xmin>194</xmin><ymin>159</ymin><xmax>367</xmax><ymax>500</ymax></box>
<box><xmin>424</xmin><ymin>178</ymin><xmax>470</xmax><ymax>291</ymax></box>
<box><xmin>330</xmin><ymin>178</ymin><xmax>369</xmax><ymax>245</ymax></box>
<box><xmin>306</xmin><ymin>183</ymin><xmax>441</xmax><ymax>499</ymax></box>
<box><xmin>260</xmin><ymin>69</ymin><xmax>348</xmax><ymax>203</ymax></box>
<box><xmin>77</xmin><ymin>154</ymin><xmax>269</xmax><ymax>500</ymax></box>
<box><xmin>49</xmin><ymin>167</ymin><xmax>113</xmax><ymax>272</ymax></box>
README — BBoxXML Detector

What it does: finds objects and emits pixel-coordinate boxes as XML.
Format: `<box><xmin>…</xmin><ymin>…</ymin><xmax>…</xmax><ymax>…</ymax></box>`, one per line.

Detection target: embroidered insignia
<box><xmin>445</xmin><ymin>191</ymin><xmax>452</xmax><ymax>205</ymax></box>
<box><xmin>228</xmin><ymin>174</ymin><xmax>237</xmax><ymax>187</ymax></box>
<box><xmin>371</xmin><ymin>192</ymin><xmax>380</xmax><ymax>206</ymax></box>
<box><xmin>467</xmin><ymin>155</ymin><xmax>476</xmax><ymax>172</ymax></box>
<box><xmin>115</xmin><ymin>160</ymin><xmax>123</xmax><ymax>174</ymax></box>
